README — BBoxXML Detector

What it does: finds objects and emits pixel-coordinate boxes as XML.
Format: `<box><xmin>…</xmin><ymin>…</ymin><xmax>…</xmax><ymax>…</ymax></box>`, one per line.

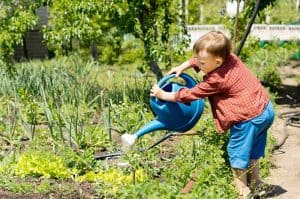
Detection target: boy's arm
<box><xmin>167</xmin><ymin>57</ymin><xmax>199</xmax><ymax>77</ymax></box>
<box><xmin>150</xmin><ymin>85</ymin><xmax>176</xmax><ymax>102</ymax></box>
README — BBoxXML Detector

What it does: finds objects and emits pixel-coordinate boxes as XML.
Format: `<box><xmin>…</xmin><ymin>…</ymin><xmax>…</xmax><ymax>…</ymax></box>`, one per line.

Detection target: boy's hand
<box><xmin>150</xmin><ymin>85</ymin><xmax>176</xmax><ymax>102</ymax></box>
<box><xmin>167</xmin><ymin>60</ymin><xmax>191</xmax><ymax>77</ymax></box>
<box><xmin>150</xmin><ymin>84</ymin><xmax>163</xmax><ymax>98</ymax></box>
<box><xmin>167</xmin><ymin>65</ymin><xmax>184</xmax><ymax>77</ymax></box>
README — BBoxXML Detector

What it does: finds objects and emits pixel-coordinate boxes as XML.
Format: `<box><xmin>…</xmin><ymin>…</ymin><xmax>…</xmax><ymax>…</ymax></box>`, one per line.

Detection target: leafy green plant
<box><xmin>264</xmin><ymin>0</ymin><xmax>300</xmax><ymax>24</ymax></box>
<box><xmin>14</xmin><ymin>150</ymin><xmax>71</xmax><ymax>179</ymax></box>
<box><xmin>77</xmin><ymin>168</ymin><xmax>146</xmax><ymax>197</ymax></box>
<box><xmin>118</xmin><ymin>38</ymin><xmax>144</xmax><ymax>65</ymax></box>
<box><xmin>0</xmin><ymin>176</ymin><xmax>35</xmax><ymax>194</ymax></box>
<box><xmin>58</xmin><ymin>147</ymin><xmax>96</xmax><ymax>176</ymax></box>
<box><xmin>0</xmin><ymin>151</ymin><xmax>17</xmax><ymax>175</ymax></box>
<box><xmin>110</xmin><ymin>100</ymin><xmax>152</xmax><ymax>134</ymax></box>
<box><xmin>43</xmin><ymin>0</ymin><xmax>117</xmax><ymax>57</ymax></box>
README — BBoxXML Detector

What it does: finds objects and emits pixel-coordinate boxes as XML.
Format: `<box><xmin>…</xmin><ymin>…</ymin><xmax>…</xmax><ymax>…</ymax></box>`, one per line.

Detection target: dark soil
<box><xmin>0</xmin><ymin>178</ymin><xmax>98</xmax><ymax>199</ymax></box>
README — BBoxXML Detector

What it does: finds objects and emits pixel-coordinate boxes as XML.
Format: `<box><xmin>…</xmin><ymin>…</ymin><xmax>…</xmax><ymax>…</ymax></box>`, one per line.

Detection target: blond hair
<box><xmin>193</xmin><ymin>31</ymin><xmax>231</xmax><ymax>61</ymax></box>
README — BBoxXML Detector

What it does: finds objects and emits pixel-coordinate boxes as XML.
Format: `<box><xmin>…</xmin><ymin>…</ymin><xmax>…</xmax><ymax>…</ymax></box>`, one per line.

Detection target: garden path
<box><xmin>266</xmin><ymin>60</ymin><xmax>300</xmax><ymax>199</ymax></box>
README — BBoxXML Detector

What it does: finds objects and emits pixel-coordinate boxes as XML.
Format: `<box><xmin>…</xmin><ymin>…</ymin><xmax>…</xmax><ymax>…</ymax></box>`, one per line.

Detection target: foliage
<box><xmin>241</xmin><ymin>0</ymin><xmax>276</xmax><ymax>19</ymax></box>
<box><xmin>110</xmin><ymin>100</ymin><xmax>152</xmax><ymax>134</ymax></box>
<box><xmin>242</xmin><ymin>40</ymin><xmax>299</xmax><ymax>90</ymax></box>
<box><xmin>0</xmin><ymin>55</ymin><xmax>153</xmax><ymax>150</ymax></box>
<box><xmin>259</xmin><ymin>134</ymin><xmax>276</xmax><ymax>178</ymax></box>
<box><xmin>78</xmin><ymin>168</ymin><xmax>146</xmax><ymax>196</ymax></box>
<box><xmin>97</xmin><ymin>28</ymin><xmax>122</xmax><ymax>64</ymax></box>
<box><xmin>117</xmin><ymin>37</ymin><xmax>145</xmax><ymax>65</ymax></box>
<box><xmin>186</xmin><ymin>0</ymin><xmax>277</xmax><ymax>51</ymax></box>
<box><xmin>187</xmin><ymin>0</ymin><xmax>277</xmax><ymax>25</ymax></box>
<box><xmin>114</xmin><ymin>112</ymin><xmax>237</xmax><ymax>198</ymax></box>
<box><xmin>43</xmin><ymin>0</ymin><xmax>120</xmax><ymax>57</ymax></box>
<box><xmin>259</xmin><ymin>0</ymin><xmax>300</xmax><ymax>24</ymax></box>
<box><xmin>118</xmin><ymin>0</ymin><xmax>190</xmax><ymax>79</ymax></box>
<box><xmin>14</xmin><ymin>150</ymin><xmax>71</xmax><ymax>179</ymax></box>
<box><xmin>0</xmin><ymin>175</ymin><xmax>54</xmax><ymax>194</ymax></box>
<box><xmin>0</xmin><ymin>0</ymin><xmax>48</xmax><ymax>66</ymax></box>
<box><xmin>58</xmin><ymin>147</ymin><xmax>97</xmax><ymax>175</ymax></box>
<box><xmin>188</xmin><ymin>0</ymin><xmax>227</xmax><ymax>24</ymax></box>
<box><xmin>185</xmin><ymin>114</ymin><xmax>236</xmax><ymax>198</ymax></box>
<box><xmin>0</xmin><ymin>151</ymin><xmax>17</xmax><ymax>175</ymax></box>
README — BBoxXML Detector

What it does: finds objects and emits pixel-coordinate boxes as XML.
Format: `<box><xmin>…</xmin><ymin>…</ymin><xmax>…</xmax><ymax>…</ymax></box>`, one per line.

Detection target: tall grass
<box><xmin>0</xmin><ymin>55</ymin><xmax>152</xmax><ymax>148</ymax></box>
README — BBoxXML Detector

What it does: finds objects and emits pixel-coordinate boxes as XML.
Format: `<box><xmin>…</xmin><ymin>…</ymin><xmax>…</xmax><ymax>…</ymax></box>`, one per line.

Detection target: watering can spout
<box><xmin>134</xmin><ymin>119</ymin><xmax>166</xmax><ymax>138</ymax></box>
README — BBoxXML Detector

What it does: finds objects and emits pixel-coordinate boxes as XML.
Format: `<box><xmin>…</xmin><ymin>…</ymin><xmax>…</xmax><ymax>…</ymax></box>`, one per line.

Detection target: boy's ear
<box><xmin>216</xmin><ymin>57</ymin><xmax>223</xmax><ymax>67</ymax></box>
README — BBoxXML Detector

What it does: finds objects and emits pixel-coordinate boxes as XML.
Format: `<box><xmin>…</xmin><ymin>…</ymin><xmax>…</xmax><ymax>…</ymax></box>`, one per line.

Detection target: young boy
<box><xmin>149</xmin><ymin>31</ymin><xmax>275</xmax><ymax>198</ymax></box>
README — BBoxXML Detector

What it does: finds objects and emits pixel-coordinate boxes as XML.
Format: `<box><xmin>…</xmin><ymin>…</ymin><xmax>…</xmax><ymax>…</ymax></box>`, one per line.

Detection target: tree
<box><xmin>40</xmin><ymin>0</ymin><xmax>189</xmax><ymax>78</ymax></box>
<box><xmin>43</xmin><ymin>0</ymin><xmax>121</xmax><ymax>60</ymax></box>
<box><xmin>233</xmin><ymin>0</ymin><xmax>277</xmax><ymax>55</ymax></box>
<box><xmin>0</xmin><ymin>0</ymin><xmax>47</xmax><ymax>70</ymax></box>
<box><xmin>188</xmin><ymin>0</ymin><xmax>227</xmax><ymax>24</ymax></box>
<box><xmin>118</xmin><ymin>0</ymin><xmax>189</xmax><ymax>80</ymax></box>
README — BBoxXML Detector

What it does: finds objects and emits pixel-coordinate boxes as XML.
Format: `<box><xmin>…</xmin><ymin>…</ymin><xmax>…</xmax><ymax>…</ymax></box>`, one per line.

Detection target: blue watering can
<box><xmin>134</xmin><ymin>73</ymin><xmax>205</xmax><ymax>138</ymax></box>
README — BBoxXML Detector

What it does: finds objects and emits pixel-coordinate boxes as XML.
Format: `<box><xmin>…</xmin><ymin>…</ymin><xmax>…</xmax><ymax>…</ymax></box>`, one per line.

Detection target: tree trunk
<box><xmin>236</xmin><ymin>0</ymin><xmax>262</xmax><ymax>56</ymax></box>
<box><xmin>144</xmin><ymin>40</ymin><xmax>163</xmax><ymax>80</ymax></box>
<box><xmin>90</xmin><ymin>41</ymin><xmax>98</xmax><ymax>61</ymax></box>
<box><xmin>233</xmin><ymin>0</ymin><xmax>241</xmax><ymax>51</ymax></box>
<box><xmin>150</xmin><ymin>60</ymin><xmax>163</xmax><ymax>81</ymax></box>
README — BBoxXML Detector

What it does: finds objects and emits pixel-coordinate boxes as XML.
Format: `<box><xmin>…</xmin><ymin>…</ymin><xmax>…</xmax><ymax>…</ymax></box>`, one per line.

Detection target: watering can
<box><xmin>134</xmin><ymin>73</ymin><xmax>205</xmax><ymax>138</ymax></box>
<box><xmin>94</xmin><ymin>73</ymin><xmax>204</xmax><ymax>160</ymax></box>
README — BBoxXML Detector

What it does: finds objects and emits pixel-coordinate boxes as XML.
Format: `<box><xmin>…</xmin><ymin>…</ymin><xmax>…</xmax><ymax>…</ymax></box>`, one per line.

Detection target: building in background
<box><xmin>14</xmin><ymin>7</ymin><xmax>49</xmax><ymax>60</ymax></box>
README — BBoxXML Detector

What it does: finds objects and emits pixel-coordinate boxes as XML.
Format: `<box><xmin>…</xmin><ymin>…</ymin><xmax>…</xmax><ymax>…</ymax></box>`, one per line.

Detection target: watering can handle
<box><xmin>157</xmin><ymin>73</ymin><xmax>197</xmax><ymax>88</ymax></box>
<box><xmin>150</xmin><ymin>73</ymin><xmax>198</xmax><ymax>103</ymax></box>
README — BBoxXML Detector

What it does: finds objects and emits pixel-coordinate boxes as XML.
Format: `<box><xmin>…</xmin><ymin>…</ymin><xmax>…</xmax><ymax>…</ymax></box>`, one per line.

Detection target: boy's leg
<box><xmin>228</xmin><ymin>121</ymin><xmax>253</xmax><ymax>197</ymax></box>
<box><xmin>232</xmin><ymin>168</ymin><xmax>251</xmax><ymax>197</ymax></box>
<box><xmin>228</xmin><ymin>101</ymin><xmax>274</xmax><ymax>197</ymax></box>
<box><xmin>248</xmin><ymin>102</ymin><xmax>275</xmax><ymax>185</ymax></box>
<box><xmin>248</xmin><ymin>159</ymin><xmax>274</xmax><ymax>196</ymax></box>
<box><xmin>248</xmin><ymin>101</ymin><xmax>275</xmax><ymax>196</ymax></box>
<box><xmin>248</xmin><ymin>159</ymin><xmax>260</xmax><ymax>186</ymax></box>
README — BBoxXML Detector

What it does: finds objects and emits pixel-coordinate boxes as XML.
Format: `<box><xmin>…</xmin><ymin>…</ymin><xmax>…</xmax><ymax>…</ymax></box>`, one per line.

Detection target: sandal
<box><xmin>250</xmin><ymin>181</ymin><xmax>274</xmax><ymax>198</ymax></box>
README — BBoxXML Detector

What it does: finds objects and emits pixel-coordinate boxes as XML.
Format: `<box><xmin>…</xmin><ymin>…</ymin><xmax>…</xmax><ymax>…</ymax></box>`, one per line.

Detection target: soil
<box><xmin>0</xmin><ymin>179</ymin><xmax>98</xmax><ymax>199</ymax></box>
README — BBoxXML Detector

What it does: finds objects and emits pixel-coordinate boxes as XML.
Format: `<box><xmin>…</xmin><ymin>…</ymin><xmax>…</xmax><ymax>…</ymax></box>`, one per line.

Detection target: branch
<box><xmin>236</xmin><ymin>0</ymin><xmax>262</xmax><ymax>56</ymax></box>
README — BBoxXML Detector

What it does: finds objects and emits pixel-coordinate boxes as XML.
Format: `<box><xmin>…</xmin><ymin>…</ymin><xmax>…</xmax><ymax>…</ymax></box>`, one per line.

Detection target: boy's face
<box><xmin>197</xmin><ymin>51</ymin><xmax>223</xmax><ymax>74</ymax></box>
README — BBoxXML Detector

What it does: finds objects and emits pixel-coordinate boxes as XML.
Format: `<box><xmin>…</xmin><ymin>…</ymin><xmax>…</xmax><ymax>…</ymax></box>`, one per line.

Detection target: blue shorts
<box><xmin>227</xmin><ymin>101</ymin><xmax>275</xmax><ymax>169</ymax></box>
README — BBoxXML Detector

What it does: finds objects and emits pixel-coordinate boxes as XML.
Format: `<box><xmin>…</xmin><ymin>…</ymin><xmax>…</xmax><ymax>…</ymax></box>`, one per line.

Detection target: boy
<box><xmin>148</xmin><ymin>31</ymin><xmax>275</xmax><ymax>198</ymax></box>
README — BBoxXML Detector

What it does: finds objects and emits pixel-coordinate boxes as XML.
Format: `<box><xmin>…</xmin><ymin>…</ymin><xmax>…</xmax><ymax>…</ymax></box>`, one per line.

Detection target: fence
<box><xmin>187</xmin><ymin>24</ymin><xmax>300</xmax><ymax>49</ymax></box>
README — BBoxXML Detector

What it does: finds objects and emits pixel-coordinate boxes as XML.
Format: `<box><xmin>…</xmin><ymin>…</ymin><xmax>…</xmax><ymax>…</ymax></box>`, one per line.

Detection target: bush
<box><xmin>118</xmin><ymin>38</ymin><xmax>144</xmax><ymax>65</ymax></box>
<box><xmin>243</xmin><ymin>41</ymin><xmax>299</xmax><ymax>90</ymax></box>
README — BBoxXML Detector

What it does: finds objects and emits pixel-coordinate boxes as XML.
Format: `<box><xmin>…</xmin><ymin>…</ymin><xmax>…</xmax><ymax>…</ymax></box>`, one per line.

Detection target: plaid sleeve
<box><xmin>175</xmin><ymin>74</ymin><xmax>222</xmax><ymax>104</ymax></box>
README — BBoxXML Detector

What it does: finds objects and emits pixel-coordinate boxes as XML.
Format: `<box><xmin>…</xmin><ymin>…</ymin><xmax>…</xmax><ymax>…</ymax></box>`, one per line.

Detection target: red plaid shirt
<box><xmin>175</xmin><ymin>53</ymin><xmax>269</xmax><ymax>133</ymax></box>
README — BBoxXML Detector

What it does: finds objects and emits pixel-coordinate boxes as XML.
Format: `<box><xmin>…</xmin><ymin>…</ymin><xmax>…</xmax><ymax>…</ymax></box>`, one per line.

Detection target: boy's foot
<box><xmin>238</xmin><ymin>191</ymin><xmax>253</xmax><ymax>199</ymax></box>
<box><xmin>237</xmin><ymin>187</ymin><xmax>253</xmax><ymax>199</ymax></box>
<box><xmin>121</xmin><ymin>133</ymin><xmax>137</xmax><ymax>151</ymax></box>
<box><xmin>250</xmin><ymin>181</ymin><xmax>274</xmax><ymax>198</ymax></box>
